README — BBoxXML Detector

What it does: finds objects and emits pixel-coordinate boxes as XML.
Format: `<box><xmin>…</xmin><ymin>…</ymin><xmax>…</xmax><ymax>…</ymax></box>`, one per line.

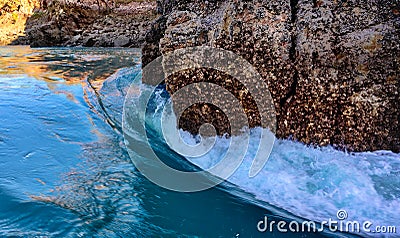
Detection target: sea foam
<box><xmin>179</xmin><ymin>128</ymin><xmax>400</xmax><ymax>236</ymax></box>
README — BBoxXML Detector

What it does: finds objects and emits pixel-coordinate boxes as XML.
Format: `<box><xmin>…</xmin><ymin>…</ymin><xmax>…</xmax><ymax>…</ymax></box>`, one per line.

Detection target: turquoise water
<box><xmin>0</xmin><ymin>46</ymin><xmax>398</xmax><ymax>237</ymax></box>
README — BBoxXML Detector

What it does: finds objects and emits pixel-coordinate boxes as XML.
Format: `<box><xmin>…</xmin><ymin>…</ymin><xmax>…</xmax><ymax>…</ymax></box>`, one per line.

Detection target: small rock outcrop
<box><xmin>143</xmin><ymin>0</ymin><xmax>400</xmax><ymax>152</ymax></box>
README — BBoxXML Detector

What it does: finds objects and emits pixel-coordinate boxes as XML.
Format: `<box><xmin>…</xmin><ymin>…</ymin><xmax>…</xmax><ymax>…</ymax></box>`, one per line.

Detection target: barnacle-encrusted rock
<box><xmin>143</xmin><ymin>0</ymin><xmax>399</xmax><ymax>152</ymax></box>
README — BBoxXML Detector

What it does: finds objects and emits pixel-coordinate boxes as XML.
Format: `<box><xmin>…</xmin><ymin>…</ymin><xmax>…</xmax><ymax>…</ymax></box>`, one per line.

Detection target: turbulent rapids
<box><xmin>123</xmin><ymin>68</ymin><xmax>400</xmax><ymax>237</ymax></box>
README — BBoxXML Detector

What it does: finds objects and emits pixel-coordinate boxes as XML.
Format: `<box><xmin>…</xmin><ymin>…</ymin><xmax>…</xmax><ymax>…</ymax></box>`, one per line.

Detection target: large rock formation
<box><xmin>19</xmin><ymin>0</ymin><xmax>158</xmax><ymax>47</ymax></box>
<box><xmin>142</xmin><ymin>0</ymin><xmax>400</xmax><ymax>152</ymax></box>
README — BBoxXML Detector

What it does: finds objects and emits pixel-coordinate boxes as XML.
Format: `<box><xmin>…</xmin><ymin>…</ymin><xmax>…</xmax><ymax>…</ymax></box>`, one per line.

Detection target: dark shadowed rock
<box><xmin>114</xmin><ymin>35</ymin><xmax>130</xmax><ymax>47</ymax></box>
<box><xmin>142</xmin><ymin>0</ymin><xmax>400</xmax><ymax>152</ymax></box>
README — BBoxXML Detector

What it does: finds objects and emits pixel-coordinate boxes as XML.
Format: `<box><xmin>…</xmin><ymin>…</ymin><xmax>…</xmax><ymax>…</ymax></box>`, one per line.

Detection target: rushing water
<box><xmin>0</xmin><ymin>46</ymin><xmax>398</xmax><ymax>237</ymax></box>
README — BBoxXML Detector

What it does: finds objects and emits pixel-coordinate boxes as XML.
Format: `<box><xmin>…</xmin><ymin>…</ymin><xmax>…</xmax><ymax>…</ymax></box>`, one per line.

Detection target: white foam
<box><xmin>180</xmin><ymin>128</ymin><xmax>400</xmax><ymax>236</ymax></box>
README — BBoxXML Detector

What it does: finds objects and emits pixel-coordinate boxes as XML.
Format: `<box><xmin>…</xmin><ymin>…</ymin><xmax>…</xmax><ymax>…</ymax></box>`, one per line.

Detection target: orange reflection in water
<box><xmin>0</xmin><ymin>46</ymin><xmax>141</xmax><ymax>102</ymax></box>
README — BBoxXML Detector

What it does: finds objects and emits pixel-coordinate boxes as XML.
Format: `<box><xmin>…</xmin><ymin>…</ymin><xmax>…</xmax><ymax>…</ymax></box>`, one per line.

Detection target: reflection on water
<box><xmin>0</xmin><ymin>46</ymin><xmax>352</xmax><ymax>237</ymax></box>
<box><xmin>0</xmin><ymin>46</ymin><xmax>140</xmax><ymax>87</ymax></box>
<box><xmin>0</xmin><ymin>46</ymin><xmax>147</xmax><ymax>236</ymax></box>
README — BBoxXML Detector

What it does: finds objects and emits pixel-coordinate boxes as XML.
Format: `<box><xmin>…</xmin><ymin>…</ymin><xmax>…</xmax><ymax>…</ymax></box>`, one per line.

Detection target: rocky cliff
<box><xmin>142</xmin><ymin>0</ymin><xmax>400</xmax><ymax>152</ymax></box>
<box><xmin>2</xmin><ymin>0</ymin><xmax>158</xmax><ymax>47</ymax></box>
<box><xmin>0</xmin><ymin>0</ymin><xmax>39</xmax><ymax>45</ymax></box>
